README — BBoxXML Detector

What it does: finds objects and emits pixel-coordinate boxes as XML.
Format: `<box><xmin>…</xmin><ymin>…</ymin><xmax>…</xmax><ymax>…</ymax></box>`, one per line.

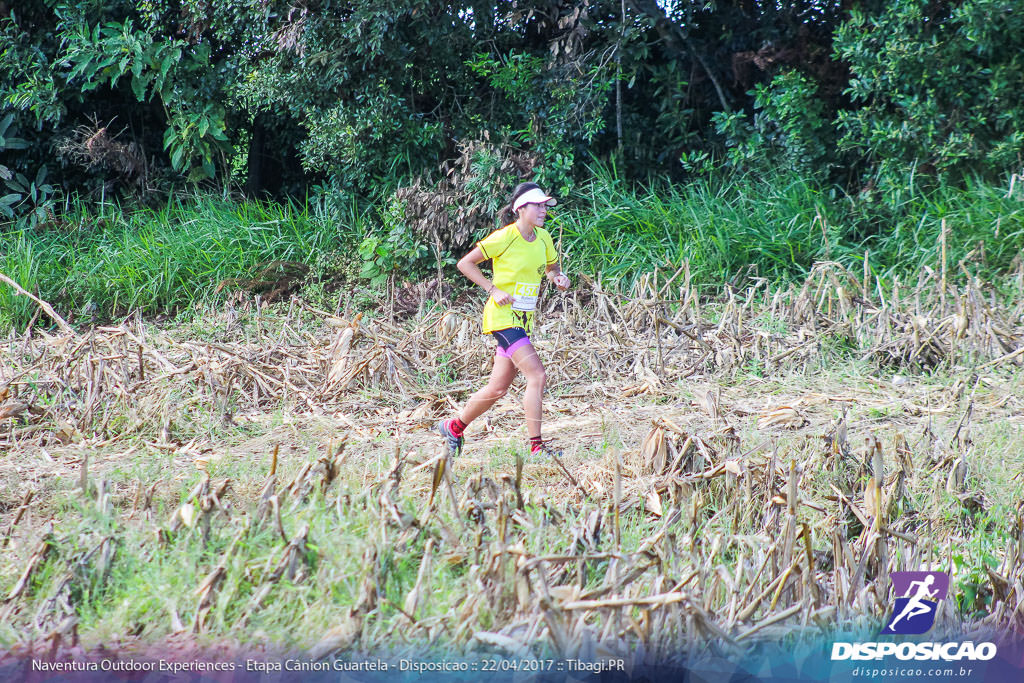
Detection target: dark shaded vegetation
<box><xmin>1</xmin><ymin>1</ymin><xmax>1022</xmax><ymax>329</ymax></box>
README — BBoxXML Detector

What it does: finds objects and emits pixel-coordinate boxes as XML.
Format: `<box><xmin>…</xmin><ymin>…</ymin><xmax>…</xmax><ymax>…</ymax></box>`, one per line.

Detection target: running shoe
<box><xmin>530</xmin><ymin>440</ymin><xmax>563</xmax><ymax>459</ymax></box>
<box><xmin>436</xmin><ymin>420</ymin><xmax>463</xmax><ymax>457</ymax></box>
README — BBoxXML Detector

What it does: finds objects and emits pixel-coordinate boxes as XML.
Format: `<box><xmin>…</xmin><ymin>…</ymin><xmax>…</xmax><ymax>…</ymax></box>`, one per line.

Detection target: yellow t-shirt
<box><xmin>477</xmin><ymin>223</ymin><xmax>558</xmax><ymax>334</ymax></box>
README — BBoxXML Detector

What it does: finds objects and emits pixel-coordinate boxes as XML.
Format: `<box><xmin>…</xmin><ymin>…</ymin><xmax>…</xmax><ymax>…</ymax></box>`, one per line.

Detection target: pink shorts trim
<box><xmin>496</xmin><ymin>337</ymin><xmax>532</xmax><ymax>358</ymax></box>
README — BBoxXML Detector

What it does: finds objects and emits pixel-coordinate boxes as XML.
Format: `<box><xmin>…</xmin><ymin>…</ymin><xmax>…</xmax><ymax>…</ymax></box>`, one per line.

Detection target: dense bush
<box><xmin>717</xmin><ymin>0</ymin><xmax>1024</xmax><ymax>190</ymax></box>
<box><xmin>2</xmin><ymin>1</ymin><xmax>1022</xmax><ymax>333</ymax></box>
<box><xmin>7</xmin><ymin>0</ymin><xmax>1019</xmax><ymax>215</ymax></box>
<box><xmin>834</xmin><ymin>0</ymin><xmax>1024</xmax><ymax>190</ymax></box>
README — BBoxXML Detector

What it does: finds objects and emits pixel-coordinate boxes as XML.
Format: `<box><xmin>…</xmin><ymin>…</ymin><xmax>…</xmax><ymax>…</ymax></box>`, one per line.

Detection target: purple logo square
<box><xmin>882</xmin><ymin>571</ymin><xmax>950</xmax><ymax>635</ymax></box>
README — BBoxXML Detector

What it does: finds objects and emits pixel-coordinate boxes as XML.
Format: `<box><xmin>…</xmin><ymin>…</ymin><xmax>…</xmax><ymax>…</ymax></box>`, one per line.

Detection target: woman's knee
<box><xmin>483</xmin><ymin>380</ymin><xmax>510</xmax><ymax>400</ymax></box>
<box><xmin>525</xmin><ymin>366</ymin><xmax>546</xmax><ymax>387</ymax></box>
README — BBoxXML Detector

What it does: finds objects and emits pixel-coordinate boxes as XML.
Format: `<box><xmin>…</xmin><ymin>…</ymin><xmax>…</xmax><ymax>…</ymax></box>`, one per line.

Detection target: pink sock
<box><xmin>449</xmin><ymin>418</ymin><xmax>467</xmax><ymax>437</ymax></box>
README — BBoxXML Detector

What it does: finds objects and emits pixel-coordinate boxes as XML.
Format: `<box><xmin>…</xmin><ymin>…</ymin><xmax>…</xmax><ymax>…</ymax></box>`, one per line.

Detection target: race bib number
<box><xmin>511</xmin><ymin>282</ymin><xmax>539</xmax><ymax>311</ymax></box>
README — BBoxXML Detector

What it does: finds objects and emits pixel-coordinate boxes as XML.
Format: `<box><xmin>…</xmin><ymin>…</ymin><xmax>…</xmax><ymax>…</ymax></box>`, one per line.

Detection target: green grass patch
<box><xmin>1</xmin><ymin>192</ymin><xmax>362</xmax><ymax>330</ymax></box>
<box><xmin>552</xmin><ymin>166</ymin><xmax>1023</xmax><ymax>289</ymax></box>
<box><xmin>2</xmin><ymin>169</ymin><xmax>1023</xmax><ymax>334</ymax></box>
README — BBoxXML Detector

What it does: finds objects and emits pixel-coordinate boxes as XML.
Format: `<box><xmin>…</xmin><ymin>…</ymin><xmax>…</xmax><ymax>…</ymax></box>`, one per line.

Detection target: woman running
<box><xmin>437</xmin><ymin>182</ymin><xmax>570</xmax><ymax>457</ymax></box>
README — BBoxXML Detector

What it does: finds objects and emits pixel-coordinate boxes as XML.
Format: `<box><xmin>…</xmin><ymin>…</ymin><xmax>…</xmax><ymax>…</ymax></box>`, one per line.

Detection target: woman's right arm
<box><xmin>458</xmin><ymin>247</ymin><xmax>511</xmax><ymax>306</ymax></box>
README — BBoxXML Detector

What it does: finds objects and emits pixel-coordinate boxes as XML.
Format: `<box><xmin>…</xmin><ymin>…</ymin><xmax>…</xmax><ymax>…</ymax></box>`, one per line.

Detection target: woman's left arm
<box><xmin>546</xmin><ymin>263</ymin><xmax>570</xmax><ymax>290</ymax></box>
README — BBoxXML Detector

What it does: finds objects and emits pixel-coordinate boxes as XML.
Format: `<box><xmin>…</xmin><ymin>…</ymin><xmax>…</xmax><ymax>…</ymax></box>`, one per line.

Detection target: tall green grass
<box><xmin>555</xmin><ymin>167</ymin><xmax>833</xmax><ymax>283</ymax></box>
<box><xmin>1</xmin><ymin>194</ymin><xmax>364</xmax><ymax>330</ymax></box>
<box><xmin>554</xmin><ymin>166</ymin><xmax>1024</xmax><ymax>288</ymax></box>
<box><xmin>2</xmin><ymin>169</ymin><xmax>1022</xmax><ymax>332</ymax></box>
<box><xmin>862</xmin><ymin>174</ymin><xmax>1024</xmax><ymax>279</ymax></box>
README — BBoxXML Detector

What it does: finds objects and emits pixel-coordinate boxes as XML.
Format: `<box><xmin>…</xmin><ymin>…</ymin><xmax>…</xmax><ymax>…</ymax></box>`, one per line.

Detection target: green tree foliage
<box><xmin>834</xmin><ymin>0</ymin><xmax>1024</xmax><ymax>190</ymax></box>
<box><xmin>1</xmin><ymin>0</ymin><xmax>1021</xmax><ymax>217</ymax></box>
<box><xmin>625</xmin><ymin>0</ymin><xmax>850</xmax><ymax>175</ymax></box>
<box><xmin>0</xmin><ymin>113</ymin><xmax>57</xmax><ymax>224</ymax></box>
<box><xmin>239</xmin><ymin>1</ymin><xmax>625</xmax><ymax>196</ymax></box>
<box><xmin>716</xmin><ymin>0</ymin><xmax>1024</xmax><ymax>187</ymax></box>
<box><xmin>1</xmin><ymin>1</ymin><xmax>629</xmax><ymax>203</ymax></box>
<box><xmin>2</xmin><ymin>1</ymin><xmax>240</xmax><ymax>188</ymax></box>
<box><xmin>713</xmin><ymin>70</ymin><xmax>837</xmax><ymax>179</ymax></box>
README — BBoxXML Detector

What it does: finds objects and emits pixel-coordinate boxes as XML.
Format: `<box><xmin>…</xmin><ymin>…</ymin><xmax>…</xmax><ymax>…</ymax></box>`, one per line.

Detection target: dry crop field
<box><xmin>1</xmin><ymin>261</ymin><xmax>1023</xmax><ymax>667</ymax></box>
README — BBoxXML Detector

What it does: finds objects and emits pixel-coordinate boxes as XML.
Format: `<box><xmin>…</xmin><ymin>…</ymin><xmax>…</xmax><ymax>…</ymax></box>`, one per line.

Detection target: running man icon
<box><xmin>888</xmin><ymin>575</ymin><xmax>938</xmax><ymax>629</ymax></box>
<box><xmin>882</xmin><ymin>571</ymin><xmax>950</xmax><ymax>635</ymax></box>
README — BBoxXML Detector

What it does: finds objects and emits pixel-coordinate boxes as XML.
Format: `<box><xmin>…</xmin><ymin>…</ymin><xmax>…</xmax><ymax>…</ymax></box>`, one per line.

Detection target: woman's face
<box><xmin>517</xmin><ymin>202</ymin><xmax>549</xmax><ymax>227</ymax></box>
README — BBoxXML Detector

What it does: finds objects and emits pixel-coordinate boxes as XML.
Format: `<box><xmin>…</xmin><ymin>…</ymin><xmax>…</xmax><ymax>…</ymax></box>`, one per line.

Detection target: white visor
<box><xmin>513</xmin><ymin>188</ymin><xmax>557</xmax><ymax>211</ymax></box>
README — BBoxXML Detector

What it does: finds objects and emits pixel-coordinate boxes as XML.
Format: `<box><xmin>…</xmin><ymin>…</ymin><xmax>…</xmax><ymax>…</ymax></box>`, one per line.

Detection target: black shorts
<box><xmin>492</xmin><ymin>327</ymin><xmax>531</xmax><ymax>357</ymax></box>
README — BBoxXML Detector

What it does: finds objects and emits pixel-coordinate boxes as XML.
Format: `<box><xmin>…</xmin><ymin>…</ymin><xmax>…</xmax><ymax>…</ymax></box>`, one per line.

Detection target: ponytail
<box><xmin>500</xmin><ymin>204</ymin><xmax>517</xmax><ymax>224</ymax></box>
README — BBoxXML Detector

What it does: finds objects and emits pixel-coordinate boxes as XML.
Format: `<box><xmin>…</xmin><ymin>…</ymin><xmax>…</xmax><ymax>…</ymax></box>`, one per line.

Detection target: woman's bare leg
<box><xmin>458</xmin><ymin>354</ymin><xmax>518</xmax><ymax>425</ymax></box>
<box><xmin>510</xmin><ymin>345</ymin><xmax>545</xmax><ymax>439</ymax></box>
